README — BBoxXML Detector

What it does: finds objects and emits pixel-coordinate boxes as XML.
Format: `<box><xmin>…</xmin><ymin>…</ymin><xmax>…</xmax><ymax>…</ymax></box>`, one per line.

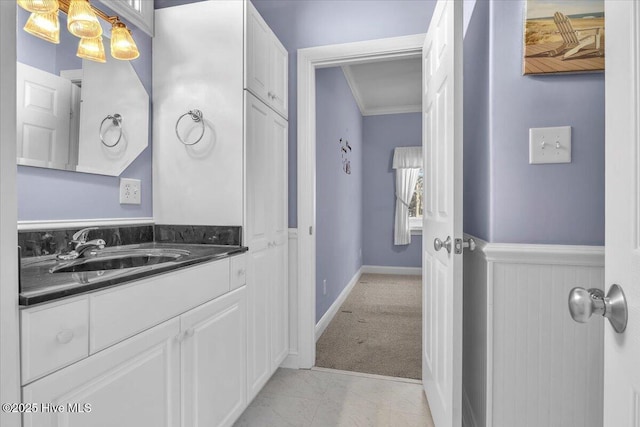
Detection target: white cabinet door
<box><xmin>269</xmin><ymin>39</ymin><xmax>288</xmax><ymax>118</ymax></box>
<box><xmin>245</xmin><ymin>2</ymin><xmax>288</xmax><ymax>119</ymax></box>
<box><xmin>245</xmin><ymin>2</ymin><xmax>270</xmax><ymax>105</ymax></box>
<box><xmin>23</xmin><ymin>318</ymin><xmax>180</xmax><ymax>427</ymax></box>
<box><xmin>269</xmin><ymin>110</ymin><xmax>289</xmax><ymax>369</ymax></box>
<box><xmin>245</xmin><ymin>92</ymin><xmax>273</xmax><ymax>400</ymax></box>
<box><xmin>245</xmin><ymin>90</ymin><xmax>289</xmax><ymax>397</ymax></box>
<box><xmin>181</xmin><ymin>287</ymin><xmax>247</xmax><ymax>427</ymax></box>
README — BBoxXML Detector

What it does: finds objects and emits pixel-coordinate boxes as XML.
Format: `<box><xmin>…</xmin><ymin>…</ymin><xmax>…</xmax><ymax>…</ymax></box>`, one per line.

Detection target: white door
<box><xmin>16</xmin><ymin>62</ymin><xmax>72</xmax><ymax>166</ymax></box>
<box><xmin>421</xmin><ymin>1</ymin><xmax>463</xmax><ymax>426</ymax></box>
<box><xmin>181</xmin><ymin>287</ymin><xmax>247</xmax><ymax>427</ymax></box>
<box><xmin>603</xmin><ymin>2</ymin><xmax>640</xmax><ymax>425</ymax></box>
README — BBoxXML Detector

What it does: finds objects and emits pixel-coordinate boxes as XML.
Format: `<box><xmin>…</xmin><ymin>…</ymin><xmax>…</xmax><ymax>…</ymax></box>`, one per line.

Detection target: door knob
<box><xmin>568</xmin><ymin>284</ymin><xmax>628</xmax><ymax>333</ymax></box>
<box><xmin>434</xmin><ymin>236</ymin><xmax>452</xmax><ymax>253</ymax></box>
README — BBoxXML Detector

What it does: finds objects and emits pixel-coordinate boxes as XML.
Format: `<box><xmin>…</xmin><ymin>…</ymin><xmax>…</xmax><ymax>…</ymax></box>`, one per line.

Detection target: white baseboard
<box><xmin>315</xmin><ymin>267</ymin><xmax>362</xmax><ymax>342</ymax></box>
<box><xmin>361</xmin><ymin>265</ymin><xmax>422</xmax><ymax>276</ymax></box>
<box><xmin>462</xmin><ymin>388</ymin><xmax>478</xmax><ymax>427</ymax></box>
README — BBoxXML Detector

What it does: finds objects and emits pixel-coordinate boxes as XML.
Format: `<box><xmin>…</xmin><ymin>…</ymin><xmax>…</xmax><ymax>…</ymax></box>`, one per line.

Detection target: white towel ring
<box><xmin>176</xmin><ymin>109</ymin><xmax>205</xmax><ymax>146</ymax></box>
<box><xmin>99</xmin><ymin>114</ymin><xmax>123</xmax><ymax>147</ymax></box>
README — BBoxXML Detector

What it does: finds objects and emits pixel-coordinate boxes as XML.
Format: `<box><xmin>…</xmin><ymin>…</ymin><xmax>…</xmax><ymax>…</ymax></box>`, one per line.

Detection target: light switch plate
<box><xmin>119</xmin><ymin>178</ymin><xmax>141</xmax><ymax>205</ymax></box>
<box><xmin>529</xmin><ymin>126</ymin><xmax>571</xmax><ymax>164</ymax></box>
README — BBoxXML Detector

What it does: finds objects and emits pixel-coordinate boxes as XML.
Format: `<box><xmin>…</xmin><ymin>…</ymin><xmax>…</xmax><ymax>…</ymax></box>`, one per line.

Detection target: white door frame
<box><xmin>296</xmin><ymin>34</ymin><xmax>426</xmax><ymax>368</ymax></box>
<box><xmin>0</xmin><ymin>2</ymin><xmax>21</xmax><ymax>427</ymax></box>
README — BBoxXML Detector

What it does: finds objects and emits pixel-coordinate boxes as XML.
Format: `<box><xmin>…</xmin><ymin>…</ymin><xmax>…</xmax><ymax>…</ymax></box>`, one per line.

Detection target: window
<box><xmin>408</xmin><ymin>170</ymin><xmax>423</xmax><ymax>231</ymax></box>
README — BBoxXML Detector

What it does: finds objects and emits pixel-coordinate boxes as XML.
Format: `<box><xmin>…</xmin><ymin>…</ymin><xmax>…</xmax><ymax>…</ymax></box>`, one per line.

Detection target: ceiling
<box><xmin>341</xmin><ymin>56</ymin><xmax>422</xmax><ymax>116</ymax></box>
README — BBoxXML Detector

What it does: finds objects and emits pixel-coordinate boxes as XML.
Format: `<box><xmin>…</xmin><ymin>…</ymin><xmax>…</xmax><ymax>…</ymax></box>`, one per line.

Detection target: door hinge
<box><xmin>309</xmin><ymin>226</ymin><xmax>313</xmax><ymax>235</ymax></box>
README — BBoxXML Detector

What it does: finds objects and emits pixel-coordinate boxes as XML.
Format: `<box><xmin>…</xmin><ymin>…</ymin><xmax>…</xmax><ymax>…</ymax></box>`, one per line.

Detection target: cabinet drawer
<box><xmin>90</xmin><ymin>259</ymin><xmax>230</xmax><ymax>353</ymax></box>
<box><xmin>230</xmin><ymin>254</ymin><xmax>247</xmax><ymax>290</ymax></box>
<box><xmin>21</xmin><ymin>297</ymin><xmax>89</xmax><ymax>384</ymax></box>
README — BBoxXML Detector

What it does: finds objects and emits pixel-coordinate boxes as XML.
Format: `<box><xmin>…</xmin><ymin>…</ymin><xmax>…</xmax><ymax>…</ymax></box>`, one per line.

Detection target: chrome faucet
<box><xmin>58</xmin><ymin>227</ymin><xmax>106</xmax><ymax>260</ymax></box>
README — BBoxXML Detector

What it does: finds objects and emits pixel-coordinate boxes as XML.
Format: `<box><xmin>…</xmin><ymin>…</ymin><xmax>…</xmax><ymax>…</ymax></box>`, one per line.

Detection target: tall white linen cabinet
<box><xmin>153</xmin><ymin>0</ymin><xmax>289</xmax><ymax>423</ymax></box>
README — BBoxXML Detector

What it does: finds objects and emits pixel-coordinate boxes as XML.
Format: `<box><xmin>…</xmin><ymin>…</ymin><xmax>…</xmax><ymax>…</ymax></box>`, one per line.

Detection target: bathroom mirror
<box><xmin>16</xmin><ymin>8</ymin><xmax>149</xmax><ymax>177</ymax></box>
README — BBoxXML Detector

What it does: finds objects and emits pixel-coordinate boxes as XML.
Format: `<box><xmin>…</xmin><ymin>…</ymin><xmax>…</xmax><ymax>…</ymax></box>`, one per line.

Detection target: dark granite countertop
<box><xmin>20</xmin><ymin>243</ymin><xmax>248</xmax><ymax>306</ymax></box>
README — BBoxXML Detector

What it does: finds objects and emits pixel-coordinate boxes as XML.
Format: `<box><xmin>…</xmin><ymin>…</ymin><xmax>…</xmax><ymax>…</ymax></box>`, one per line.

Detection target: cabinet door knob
<box><xmin>56</xmin><ymin>330</ymin><xmax>74</xmax><ymax>344</ymax></box>
<box><xmin>238</xmin><ymin>268</ymin><xmax>245</xmax><ymax>276</ymax></box>
<box><xmin>185</xmin><ymin>328</ymin><xmax>195</xmax><ymax>338</ymax></box>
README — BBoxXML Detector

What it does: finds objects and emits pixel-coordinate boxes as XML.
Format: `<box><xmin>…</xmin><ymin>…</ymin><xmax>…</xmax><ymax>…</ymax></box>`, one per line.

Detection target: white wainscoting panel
<box><xmin>281</xmin><ymin>229</ymin><xmax>299</xmax><ymax>369</ymax></box>
<box><xmin>484</xmin><ymin>241</ymin><xmax>604</xmax><ymax>427</ymax></box>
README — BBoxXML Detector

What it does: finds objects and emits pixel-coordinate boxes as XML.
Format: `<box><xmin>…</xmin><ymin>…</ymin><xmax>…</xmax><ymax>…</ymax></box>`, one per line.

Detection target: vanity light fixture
<box><xmin>66</xmin><ymin>0</ymin><xmax>102</xmax><ymax>38</ymax></box>
<box><xmin>17</xmin><ymin>0</ymin><xmax>58</xmax><ymax>13</ymax></box>
<box><xmin>17</xmin><ymin>0</ymin><xmax>140</xmax><ymax>63</ymax></box>
<box><xmin>23</xmin><ymin>10</ymin><xmax>60</xmax><ymax>43</ymax></box>
<box><xmin>110</xmin><ymin>18</ymin><xmax>139</xmax><ymax>60</ymax></box>
<box><xmin>77</xmin><ymin>35</ymin><xmax>106</xmax><ymax>63</ymax></box>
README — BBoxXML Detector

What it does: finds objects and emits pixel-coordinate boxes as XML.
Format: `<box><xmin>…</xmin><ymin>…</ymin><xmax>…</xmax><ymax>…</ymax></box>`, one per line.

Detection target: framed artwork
<box><xmin>523</xmin><ymin>0</ymin><xmax>604</xmax><ymax>75</ymax></box>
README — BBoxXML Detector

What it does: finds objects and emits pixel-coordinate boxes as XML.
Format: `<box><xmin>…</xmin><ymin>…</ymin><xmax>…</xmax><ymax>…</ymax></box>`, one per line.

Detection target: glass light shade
<box><xmin>67</xmin><ymin>0</ymin><xmax>102</xmax><ymax>38</ymax></box>
<box><xmin>17</xmin><ymin>0</ymin><xmax>59</xmax><ymax>13</ymax></box>
<box><xmin>77</xmin><ymin>36</ymin><xmax>106</xmax><ymax>63</ymax></box>
<box><xmin>110</xmin><ymin>22</ymin><xmax>139</xmax><ymax>60</ymax></box>
<box><xmin>23</xmin><ymin>11</ymin><xmax>59</xmax><ymax>44</ymax></box>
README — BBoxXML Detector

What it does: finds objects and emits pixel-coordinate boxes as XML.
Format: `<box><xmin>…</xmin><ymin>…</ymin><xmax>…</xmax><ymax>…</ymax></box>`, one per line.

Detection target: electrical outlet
<box><xmin>120</xmin><ymin>178</ymin><xmax>141</xmax><ymax>205</ymax></box>
<box><xmin>323</xmin><ymin>279</ymin><xmax>327</xmax><ymax>295</ymax></box>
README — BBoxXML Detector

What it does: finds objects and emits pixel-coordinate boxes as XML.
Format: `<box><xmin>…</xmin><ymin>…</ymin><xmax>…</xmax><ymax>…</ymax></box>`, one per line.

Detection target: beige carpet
<box><xmin>315</xmin><ymin>273</ymin><xmax>422</xmax><ymax>380</ymax></box>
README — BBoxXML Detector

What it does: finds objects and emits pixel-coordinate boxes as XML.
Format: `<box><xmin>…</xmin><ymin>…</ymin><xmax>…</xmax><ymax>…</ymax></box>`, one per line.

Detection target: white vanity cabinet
<box><xmin>245</xmin><ymin>1</ymin><xmax>288</xmax><ymax>119</ymax></box>
<box><xmin>245</xmin><ymin>91</ymin><xmax>288</xmax><ymax>400</ymax></box>
<box><xmin>153</xmin><ymin>0</ymin><xmax>289</xmax><ymax>408</ymax></box>
<box><xmin>22</xmin><ymin>255</ymin><xmax>249</xmax><ymax>427</ymax></box>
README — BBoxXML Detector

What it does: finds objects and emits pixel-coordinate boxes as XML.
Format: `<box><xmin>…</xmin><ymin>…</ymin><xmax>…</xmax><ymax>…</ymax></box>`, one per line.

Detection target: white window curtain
<box><xmin>393</xmin><ymin>146</ymin><xmax>423</xmax><ymax>245</ymax></box>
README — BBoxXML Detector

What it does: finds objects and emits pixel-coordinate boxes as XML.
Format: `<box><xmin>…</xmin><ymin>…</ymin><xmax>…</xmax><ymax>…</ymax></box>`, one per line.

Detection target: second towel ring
<box><xmin>100</xmin><ymin>114</ymin><xmax>123</xmax><ymax>147</ymax></box>
<box><xmin>176</xmin><ymin>109</ymin><xmax>205</xmax><ymax>146</ymax></box>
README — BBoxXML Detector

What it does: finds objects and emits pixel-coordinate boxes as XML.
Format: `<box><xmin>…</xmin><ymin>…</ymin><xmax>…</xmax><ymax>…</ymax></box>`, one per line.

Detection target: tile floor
<box><xmin>234</xmin><ymin>368</ymin><xmax>435</xmax><ymax>427</ymax></box>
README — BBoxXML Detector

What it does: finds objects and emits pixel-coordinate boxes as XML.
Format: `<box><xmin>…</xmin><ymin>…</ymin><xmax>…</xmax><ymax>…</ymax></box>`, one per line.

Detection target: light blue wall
<box><xmin>363</xmin><ymin>113</ymin><xmax>422</xmax><ymax>268</ymax></box>
<box><xmin>17</xmin><ymin>8</ymin><xmax>56</xmax><ymax>74</ymax></box>
<box><xmin>17</xmin><ymin>1</ymin><xmax>153</xmax><ymax>221</ymax></box>
<box><xmin>487</xmin><ymin>0</ymin><xmax>604</xmax><ymax>245</ymax></box>
<box><xmin>463</xmin><ymin>0</ymin><xmax>490</xmax><ymax>241</ymax></box>
<box><xmin>251</xmin><ymin>0</ymin><xmax>436</xmax><ymax>228</ymax></box>
<box><xmin>315</xmin><ymin>67</ymin><xmax>363</xmax><ymax>323</ymax></box>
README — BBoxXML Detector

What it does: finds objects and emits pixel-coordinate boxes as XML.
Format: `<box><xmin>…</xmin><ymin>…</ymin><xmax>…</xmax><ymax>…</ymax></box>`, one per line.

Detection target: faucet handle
<box><xmin>72</xmin><ymin>227</ymin><xmax>99</xmax><ymax>243</ymax></box>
